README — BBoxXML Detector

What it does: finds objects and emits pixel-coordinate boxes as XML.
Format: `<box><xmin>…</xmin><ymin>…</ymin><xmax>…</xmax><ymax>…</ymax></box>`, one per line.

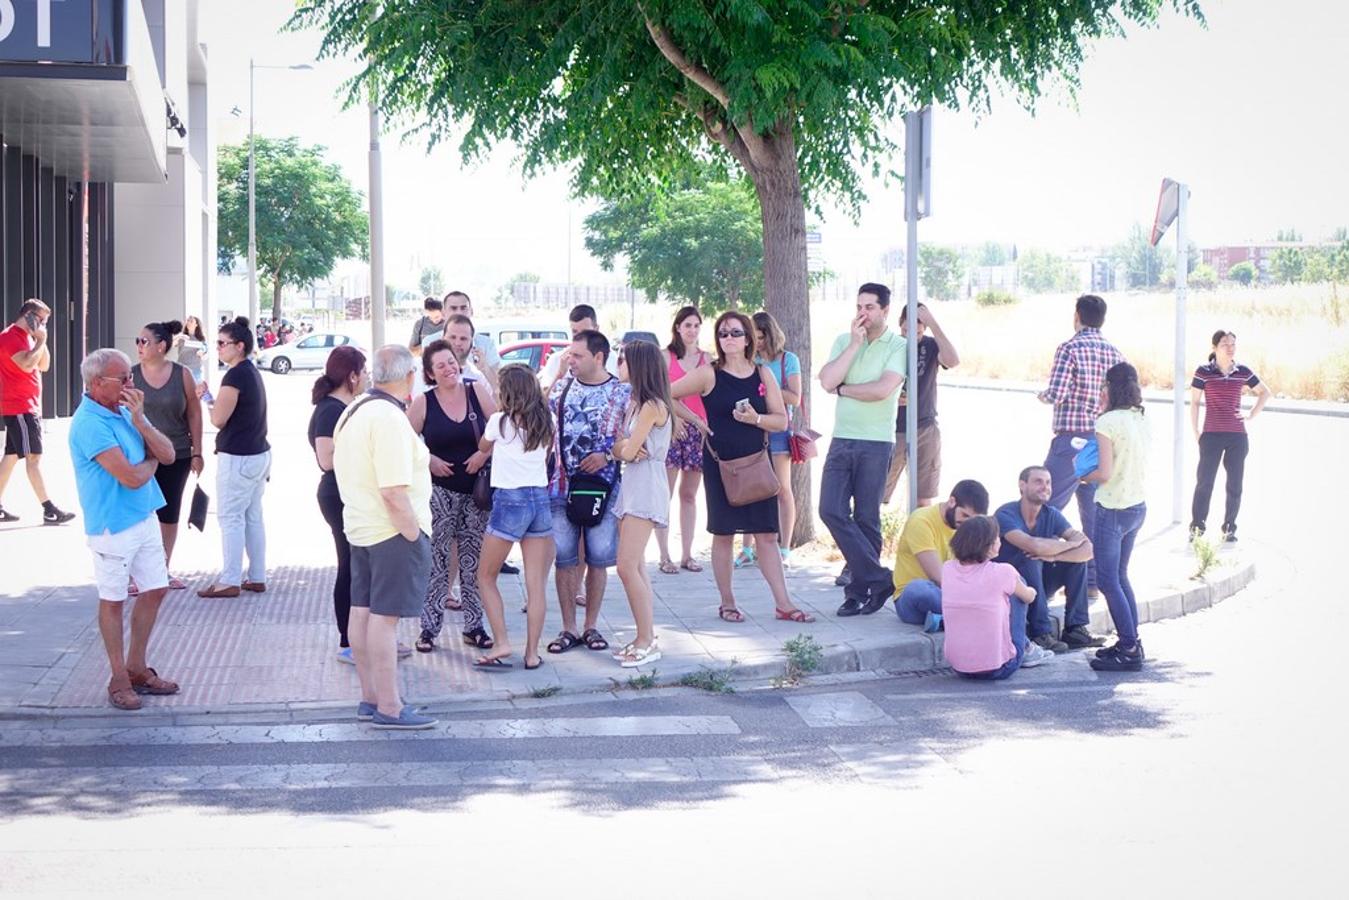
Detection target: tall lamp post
<box><xmin>248</xmin><ymin>59</ymin><xmax>312</xmax><ymax>328</ymax></box>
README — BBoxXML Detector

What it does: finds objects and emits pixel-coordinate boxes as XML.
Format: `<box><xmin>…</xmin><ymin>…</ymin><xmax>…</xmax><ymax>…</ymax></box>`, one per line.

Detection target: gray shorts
<box><xmin>351</xmin><ymin>532</ymin><xmax>431</xmax><ymax>618</ymax></box>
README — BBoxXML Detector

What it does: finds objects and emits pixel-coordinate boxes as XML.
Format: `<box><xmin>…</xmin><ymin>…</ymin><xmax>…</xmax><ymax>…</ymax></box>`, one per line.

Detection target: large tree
<box><xmin>586</xmin><ymin>178</ymin><xmax>764</xmax><ymax>312</ymax></box>
<box><xmin>296</xmin><ymin>0</ymin><xmax>1200</xmax><ymax>538</ymax></box>
<box><xmin>218</xmin><ymin>137</ymin><xmax>368</xmax><ymax>323</ymax></box>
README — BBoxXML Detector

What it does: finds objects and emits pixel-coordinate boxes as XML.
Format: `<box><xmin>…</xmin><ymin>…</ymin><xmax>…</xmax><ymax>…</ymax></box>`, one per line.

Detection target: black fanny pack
<box><xmin>565</xmin><ymin>471</ymin><xmax>614</xmax><ymax>527</ymax></box>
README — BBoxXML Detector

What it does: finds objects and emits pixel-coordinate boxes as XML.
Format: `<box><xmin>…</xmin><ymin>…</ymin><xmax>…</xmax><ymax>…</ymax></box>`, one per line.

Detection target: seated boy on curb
<box><xmin>940</xmin><ymin>516</ymin><xmax>1054</xmax><ymax>680</ymax></box>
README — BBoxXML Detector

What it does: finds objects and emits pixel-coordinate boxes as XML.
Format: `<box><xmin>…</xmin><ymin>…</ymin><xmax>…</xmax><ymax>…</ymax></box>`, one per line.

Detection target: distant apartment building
<box><xmin>1203</xmin><ymin>242</ymin><xmax>1337</xmax><ymax>281</ymax></box>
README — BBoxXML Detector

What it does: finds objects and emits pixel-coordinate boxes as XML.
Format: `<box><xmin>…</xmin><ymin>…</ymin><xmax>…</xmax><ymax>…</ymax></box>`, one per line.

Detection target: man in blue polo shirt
<box><xmin>994</xmin><ymin>465</ymin><xmax>1104</xmax><ymax>653</ymax></box>
<box><xmin>818</xmin><ymin>282</ymin><xmax>907</xmax><ymax>617</ymax></box>
<box><xmin>68</xmin><ymin>349</ymin><xmax>180</xmax><ymax>711</ymax></box>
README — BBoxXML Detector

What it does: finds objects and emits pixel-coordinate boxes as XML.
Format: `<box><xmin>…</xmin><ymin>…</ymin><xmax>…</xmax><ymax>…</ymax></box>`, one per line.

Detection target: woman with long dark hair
<box><xmin>656</xmin><ymin>305</ymin><xmax>710</xmax><ymax>574</ymax></box>
<box><xmin>199</xmin><ymin>317</ymin><xmax>271</xmax><ymax>598</ymax></box>
<box><xmin>408</xmin><ymin>339</ymin><xmax>497</xmax><ymax>653</ymax></box>
<box><xmin>308</xmin><ymin>345</ymin><xmax>368</xmax><ymax>662</ymax></box>
<box><xmin>1083</xmin><ymin>362</ymin><xmax>1150</xmax><ymax>672</ymax></box>
<box><xmin>475</xmin><ymin>365</ymin><xmax>556</xmax><ymax>669</ymax></box>
<box><xmin>671</xmin><ymin>311</ymin><xmax>814</xmax><ymax>623</ymax></box>
<box><xmin>1189</xmin><ymin>330</ymin><xmax>1271</xmax><ymax>543</ymax></box>
<box><xmin>131</xmin><ymin>319</ymin><xmax>203</xmax><ymax>590</ymax></box>
<box><xmin>612</xmin><ymin>340</ymin><xmax>678</xmax><ymax>667</ymax></box>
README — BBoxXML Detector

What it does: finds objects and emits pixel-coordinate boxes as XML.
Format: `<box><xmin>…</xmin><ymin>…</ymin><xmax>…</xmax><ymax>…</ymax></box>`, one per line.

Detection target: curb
<box><xmin>0</xmin><ymin>557</ymin><xmax>1255</xmax><ymax>728</ymax></box>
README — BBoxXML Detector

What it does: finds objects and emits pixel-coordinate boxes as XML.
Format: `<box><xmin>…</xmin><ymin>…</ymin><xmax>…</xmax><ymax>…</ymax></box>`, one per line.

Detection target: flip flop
<box><xmin>473</xmin><ymin>657</ymin><xmax>514</xmax><ymax>669</ymax></box>
<box><xmin>524</xmin><ymin>656</ymin><xmax>544</xmax><ymax>671</ymax></box>
<box><xmin>167</xmin><ymin>576</ymin><xmax>188</xmax><ymax>590</ymax></box>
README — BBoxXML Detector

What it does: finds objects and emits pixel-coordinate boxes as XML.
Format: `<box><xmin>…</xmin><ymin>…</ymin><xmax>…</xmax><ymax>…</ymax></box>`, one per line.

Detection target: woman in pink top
<box><xmin>656</xmin><ymin>306</ymin><xmax>710</xmax><ymax>575</ymax></box>
<box><xmin>941</xmin><ymin>516</ymin><xmax>1052</xmax><ymax>680</ymax></box>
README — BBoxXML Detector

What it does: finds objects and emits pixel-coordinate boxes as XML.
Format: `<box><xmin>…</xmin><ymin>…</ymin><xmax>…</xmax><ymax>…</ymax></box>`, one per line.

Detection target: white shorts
<box><xmin>87</xmin><ymin>514</ymin><xmax>168</xmax><ymax>602</ymax></box>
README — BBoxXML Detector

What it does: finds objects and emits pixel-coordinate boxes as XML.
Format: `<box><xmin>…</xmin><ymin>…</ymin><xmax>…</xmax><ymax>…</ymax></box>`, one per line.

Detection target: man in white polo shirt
<box><xmin>334</xmin><ymin>345</ymin><xmax>437</xmax><ymax>731</ymax></box>
<box><xmin>68</xmin><ymin>348</ymin><xmax>180</xmax><ymax>711</ymax></box>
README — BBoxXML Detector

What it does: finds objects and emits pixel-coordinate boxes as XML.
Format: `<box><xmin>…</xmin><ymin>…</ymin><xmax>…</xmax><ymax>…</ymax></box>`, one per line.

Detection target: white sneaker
<box><xmin>1021</xmin><ymin>641</ymin><xmax>1055</xmax><ymax>668</ymax></box>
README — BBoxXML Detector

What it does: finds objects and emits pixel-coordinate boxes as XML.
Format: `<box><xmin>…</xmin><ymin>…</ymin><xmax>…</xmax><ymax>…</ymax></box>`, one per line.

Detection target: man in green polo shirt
<box><xmin>818</xmin><ymin>283</ymin><xmax>907</xmax><ymax>617</ymax></box>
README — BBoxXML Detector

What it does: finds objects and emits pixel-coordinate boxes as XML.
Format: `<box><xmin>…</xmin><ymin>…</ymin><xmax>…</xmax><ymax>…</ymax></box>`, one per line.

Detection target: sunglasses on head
<box><xmin>717</xmin><ymin>328</ymin><xmax>746</xmax><ymax>339</ymax></box>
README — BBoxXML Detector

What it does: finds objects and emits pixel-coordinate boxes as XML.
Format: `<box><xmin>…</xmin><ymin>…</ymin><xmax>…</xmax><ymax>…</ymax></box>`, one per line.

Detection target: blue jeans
<box><xmin>551</xmin><ymin>481</ymin><xmax>622</xmax><ymax>568</ymax></box>
<box><xmin>486</xmin><ymin>487</ymin><xmax>552</xmax><ymax>543</ymax></box>
<box><xmin>1012</xmin><ymin>557</ymin><xmax>1089</xmax><ymax>639</ymax></box>
<box><xmin>1094</xmin><ymin>502</ymin><xmax>1146</xmax><ymax>645</ymax></box>
<box><xmin>960</xmin><ymin>597</ymin><xmax>1030</xmax><ymax>681</ymax></box>
<box><xmin>820</xmin><ymin>438</ymin><xmax>894</xmax><ymax>601</ymax></box>
<box><xmin>895</xmin><ymin>579</ymin><xmax>942</xmax><ymax>625</ymax></box>
<box><xmin>1044</xmin><ymin>432</ymin><xmax>1099</xmax><ymax>590</ymax></box>
<box><xmin>216</xmin><ymin>451</ymin><xmax>270</xmax><ymax>585</ymax></box>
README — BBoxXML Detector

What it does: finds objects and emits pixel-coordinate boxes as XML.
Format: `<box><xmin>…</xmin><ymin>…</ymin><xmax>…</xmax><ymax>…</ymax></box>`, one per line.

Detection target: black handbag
<box><xmin>188</xmin><ymin>479</ymin><xmax>209</xmax><ymax>531</ymax></box>
<box><xmin>466</xmin><ymin>388</ymin><xmax>493</xmax><ymax>511</ymax></box>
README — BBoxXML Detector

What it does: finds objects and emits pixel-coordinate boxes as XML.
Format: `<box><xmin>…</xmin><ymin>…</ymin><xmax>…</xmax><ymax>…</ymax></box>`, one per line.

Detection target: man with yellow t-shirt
<box><xmin>892</xmin><ymin>480</ymin><xmax>989</xmax><ymax>630</ymax></box>
<box><xmin>334</xmin><ymin>345</ymin><xmax>436</xmax><ymax>731</ymax></box>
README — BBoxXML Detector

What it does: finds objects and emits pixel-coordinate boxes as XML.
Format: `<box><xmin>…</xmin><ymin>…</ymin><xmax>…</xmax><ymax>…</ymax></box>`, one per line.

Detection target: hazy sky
<box><xmin>204</xmin><ymin>0</ymin><xmax>1349</xmax><ymax>296</ymax></box>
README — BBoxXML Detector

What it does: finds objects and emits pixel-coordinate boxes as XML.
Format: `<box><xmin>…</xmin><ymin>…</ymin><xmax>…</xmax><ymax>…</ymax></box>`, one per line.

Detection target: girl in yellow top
<box><xmin>1082</xmin><ymin>362</ymin><xmax>1149</xmax><ymax>672</ymax></box>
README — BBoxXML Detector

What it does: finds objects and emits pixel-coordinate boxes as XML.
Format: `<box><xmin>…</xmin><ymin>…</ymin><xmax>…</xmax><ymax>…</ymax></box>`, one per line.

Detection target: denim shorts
<box><xmin>486</xmin><ymin>486</ymin><xmax>553</xmax><ymax>543</ymax></box>
<box><xmin>768</xmin><ymin>430</ymin><xmax>791</xmax><ymax>454</ymax></box>
<box><xmin>551</xmin><ymin>481</ymin><xmax>622</xmax><ymax>569</ymax></box>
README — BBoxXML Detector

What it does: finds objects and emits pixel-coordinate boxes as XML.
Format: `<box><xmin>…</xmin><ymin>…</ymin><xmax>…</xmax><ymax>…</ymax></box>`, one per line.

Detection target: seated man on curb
<box><xmin>994</xmin><ymin>465</ymin><xmax>1105</xmax><ymax>653</ymax></box>
<box><xmin>892</xmin><ymin>479</ymin><xmax>989</xmax><ymax>629</ymax></box>
<box><xmin>68</xmin><ymin>349</ymin><xmax>180</xmax><ymax>710</ymax></box>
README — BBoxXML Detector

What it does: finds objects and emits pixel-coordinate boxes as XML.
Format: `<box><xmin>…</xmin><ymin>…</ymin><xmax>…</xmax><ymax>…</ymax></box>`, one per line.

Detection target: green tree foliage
<box><xmin>295</xmin><ymin>0</ymin><xmax>1202</xmax><ymax>543</ymax></box>
<box><xmin>1274</xmin><ymin>228</ymin><xmax>1303</xmax><ymax>242</ymax></box>
<box><xmin>585</xmin><ymin>179</ymin><xmax>763</xmax><ymax>312</ymax></box>
<box><xmin>1270</xmin><ymin>247</ymin><xmax>1306</xmax><ymax>284</ymax></box>
<box><xmin>1114</xmin><ymin>224</ymin><xmax>1168</xmax><ymax>289</ymax></box>
<box><xmin>1019</xmin><ymin>248</ymin><xmax>1079</xmax><ymax>294</ymax></box>
<box><xmin>1332</xmin><ymin>241</ymin><xmax>1349</xmax><ymax>282</ymax></box>
<box><xmin>218</xmin><ymin>137</ymin><xmax>368</xmax><ymax>323</ymax></box>
<box><xmin>976</xmin><ymin>241</ymin><xmax>1008</xmax><ymax>267</ymax></box>
<box><xmin>418</xmin><ymin>265</ymin><xmax>444</xmax><ymax>297</ymax></box>
<box><xmin>918</xmin><ymin>246</ymin><xmax>965</xmax><ymax>302</ymax></box>
<box><xmin>1188</xmin><ymin>263</ymin><xmax>1217</xmax><ymax>290</ymax></box>
<box><xmin>1227</xmin><ymin>261</ymin><xmax>1256</xmax><ymax>286</ymax></box>
<box><xmin>1302</xmin><ymin>249</ymin><xmax>1331</xmax><ymax>285</ymax></box>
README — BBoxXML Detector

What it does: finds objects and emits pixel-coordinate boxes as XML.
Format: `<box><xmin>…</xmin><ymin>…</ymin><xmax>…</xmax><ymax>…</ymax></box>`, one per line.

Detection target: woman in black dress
<box><xmin>672</xmin><ymin>311</ymin><xmax>814</xmax><ymax>623</ymax></box>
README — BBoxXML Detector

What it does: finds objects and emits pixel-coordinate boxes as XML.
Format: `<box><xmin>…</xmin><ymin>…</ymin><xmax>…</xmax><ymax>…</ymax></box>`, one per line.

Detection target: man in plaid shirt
<box><xmin>1035</xmin><ymin>294</ymin><xmax>1123</xmax><ymax>650</ymax></box>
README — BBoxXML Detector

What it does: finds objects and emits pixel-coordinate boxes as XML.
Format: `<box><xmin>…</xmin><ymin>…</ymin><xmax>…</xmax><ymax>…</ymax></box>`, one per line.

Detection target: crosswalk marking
<box><xmin>0</xmin><ymin>756</ymin><xmax>774</xmax><ymax>794</ymax></box>
<box><xmin>0</xmin><ymin>714</ymin><xmax>741</xmax><ymax>748</ymax></box>
<box><xmin>784</xmin><ymin>692</ymin><xmax>896</xmax><ymax>728</ymax></box>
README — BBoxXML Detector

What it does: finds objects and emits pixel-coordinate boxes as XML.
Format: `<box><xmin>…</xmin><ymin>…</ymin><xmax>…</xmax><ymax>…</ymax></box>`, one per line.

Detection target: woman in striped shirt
<box><xmin>1189</xmin><ymin>330</ymin><xmax>1272</xmax><ymax>543</ymax></box>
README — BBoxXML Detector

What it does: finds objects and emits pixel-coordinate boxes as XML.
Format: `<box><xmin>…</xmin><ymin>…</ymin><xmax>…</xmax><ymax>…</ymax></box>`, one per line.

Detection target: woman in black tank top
<box><xmin>132</xmin><ymin>319</ymin><xmax>203</xmax><ymax>590</ymax></box>
<box><xmin>407</xmin><ymin>340</ymin><xmax>497</xmax><ymax>652</ymax></box>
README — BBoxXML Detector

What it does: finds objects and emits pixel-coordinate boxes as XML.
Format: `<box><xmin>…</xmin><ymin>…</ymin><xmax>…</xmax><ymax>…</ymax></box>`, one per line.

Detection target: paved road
<box><xmin>1</xmin><ymin>536</ymin><xmax>1343</xmax><ymax>896</ymax></box>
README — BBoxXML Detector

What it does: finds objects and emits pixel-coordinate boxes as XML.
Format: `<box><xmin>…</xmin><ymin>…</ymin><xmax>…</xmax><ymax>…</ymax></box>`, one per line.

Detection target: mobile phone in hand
<box><xmin>735</xmin><ymin>398</ymin><xmax>751</xmax><ymax>413</ymax></box>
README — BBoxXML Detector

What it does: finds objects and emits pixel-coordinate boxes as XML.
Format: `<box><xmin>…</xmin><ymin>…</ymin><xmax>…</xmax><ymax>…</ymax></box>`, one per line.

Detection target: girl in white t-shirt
<box><xmin>475</xmin><ymin>365</ymin><xmax>554</xmax><ymax>670</ymax></box>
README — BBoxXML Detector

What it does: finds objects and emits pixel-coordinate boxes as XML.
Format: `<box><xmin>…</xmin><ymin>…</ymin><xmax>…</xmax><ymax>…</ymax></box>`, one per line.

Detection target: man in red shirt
<box><xmin>0</xmin><ymin>300</ymin><xmax>76</xmax><ymax>524</ymax></box>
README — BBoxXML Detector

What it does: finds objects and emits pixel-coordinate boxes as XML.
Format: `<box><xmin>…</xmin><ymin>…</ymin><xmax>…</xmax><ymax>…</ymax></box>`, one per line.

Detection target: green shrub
<box><xmin>781</xmin><ymin>634</ymin><xmax>824</xmax><ymax>684</ymax></box>
<box><xmin>1227</xmin><ymin>261</ymin><xmax>1256</xmax><ymax>286</ymax></box>
<box><xmin>975</xmin><ymin>289</ymin><xmax>1017</xmax><ymax>307</ymax></box>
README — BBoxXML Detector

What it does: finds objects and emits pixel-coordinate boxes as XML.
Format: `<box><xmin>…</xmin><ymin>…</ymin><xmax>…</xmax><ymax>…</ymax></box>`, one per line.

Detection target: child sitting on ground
<box><xmin>941</xmin><ymin>516</ymin><xmax>1054</xmax><ymax>680</ymax></box>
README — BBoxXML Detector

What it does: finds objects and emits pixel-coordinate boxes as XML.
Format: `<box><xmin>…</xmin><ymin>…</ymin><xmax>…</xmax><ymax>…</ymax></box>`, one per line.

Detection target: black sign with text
<box><xmin>0</xmin><ymin>0</ymin><xmax>120</xmax><ymax>65</ymax></box>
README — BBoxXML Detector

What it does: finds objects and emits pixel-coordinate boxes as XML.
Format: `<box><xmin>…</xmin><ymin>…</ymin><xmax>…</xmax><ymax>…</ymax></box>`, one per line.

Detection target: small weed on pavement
<box><xmin>627</xmin><ymin>670</ymin><xmax>658</xmax><ymax>690</ymax></box>
<box><xmin>677</xmin><ymin>665</ymin><xmax>736</xmax><ymax>694</ymax></box>
<box><xmin>1191</xmin><ymin>533</ymin><xmax>1220</xmax><ymax>580</ymax></box>
<box><xmin>528</xmin><ymin>685</ymin><xmax>561</xmax><ymax>699</ymax></box>
<box><xmin>779</xmin><ymin>634</ymin><xmax>824</xmax><ymax>686</ymax></box>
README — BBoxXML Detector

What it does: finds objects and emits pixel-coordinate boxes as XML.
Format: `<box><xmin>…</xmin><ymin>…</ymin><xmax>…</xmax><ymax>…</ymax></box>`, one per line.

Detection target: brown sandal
<box><xmin>129</xmin><ymin>667</ymin><xmax>179</xmax><ymax>695</ymax></box>
<box><xmin>108</xmin><ymin>684</ymin><xmax>142</xmax><ymax>710</ymax></box>
<box><xmin>718</xmin><ymin>606</ymin><xmax>745</xmax><ymax>623</ymax></box>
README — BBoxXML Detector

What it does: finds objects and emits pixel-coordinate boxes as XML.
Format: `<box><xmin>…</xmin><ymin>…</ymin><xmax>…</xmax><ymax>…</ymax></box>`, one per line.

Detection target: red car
<box><xmin>498</xmin><ymin>338</ymin><xmax>570</xmax><ymax>373</ymax></box>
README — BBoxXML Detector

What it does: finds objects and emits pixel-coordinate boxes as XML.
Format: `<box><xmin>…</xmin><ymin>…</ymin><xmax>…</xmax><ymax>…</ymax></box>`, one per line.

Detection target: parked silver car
<box><xmin>257</xmin><ymin>333</ymin><xmax>362</xmax><ymax>374</ymax></box>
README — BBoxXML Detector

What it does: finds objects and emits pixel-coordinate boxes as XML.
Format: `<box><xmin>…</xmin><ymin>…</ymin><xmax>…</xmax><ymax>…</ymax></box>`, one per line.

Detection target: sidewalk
<box><xmin>0</xmin><ymin>525</ymin><xmax>1253</xmax><ymax>722</ymax></box>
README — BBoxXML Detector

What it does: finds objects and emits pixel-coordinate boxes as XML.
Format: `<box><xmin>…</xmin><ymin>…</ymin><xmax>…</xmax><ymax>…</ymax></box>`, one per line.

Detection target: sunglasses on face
<box><xmin>717</xmin><ymin>329</ymin><xmax>746</xmax><ymax>339</ymax></box>
<box><xmin>217</xmin><ymin>339</ymin><xmax>238</xmax><ymax>347</ymax></box>
<box><xmin>134</xmin><ymin>337</ymin><xmax>155</xmax><ymax>346</ymax></box>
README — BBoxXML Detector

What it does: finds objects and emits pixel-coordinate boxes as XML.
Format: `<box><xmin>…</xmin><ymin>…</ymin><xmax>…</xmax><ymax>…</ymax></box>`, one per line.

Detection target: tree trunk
<box><xmin>746</xmin><ymin>126</ymin><xmax>814</xmax><ymax>546</ymax></box>
<box><xmin>272</xmin><ymin>277</ymin><xmax>284</xmax><ymax>324</ymax></box>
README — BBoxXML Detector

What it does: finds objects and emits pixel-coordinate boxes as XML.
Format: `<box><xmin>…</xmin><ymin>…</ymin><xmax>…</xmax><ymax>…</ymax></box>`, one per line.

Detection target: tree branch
<box><xmin>639</xmin><ymin>5</ymin><xmax>731</xmax><ymax>110</ymax></box>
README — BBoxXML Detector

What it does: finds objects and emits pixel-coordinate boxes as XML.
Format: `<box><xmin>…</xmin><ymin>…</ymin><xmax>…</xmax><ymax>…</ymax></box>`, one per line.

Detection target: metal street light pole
<box><xmin>247</xmin><ymin>61</ymin><xmax>312</xmax><ymax>329</ymax></box>
<box><xmin>368</xmin><ymin>84</ymin><xmax>386</xmax><ymax>349</ymax></box>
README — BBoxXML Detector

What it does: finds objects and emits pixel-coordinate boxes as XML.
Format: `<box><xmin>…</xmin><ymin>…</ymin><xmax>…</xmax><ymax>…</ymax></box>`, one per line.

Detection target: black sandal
<box><xmin>461</xmin><ymin>627</ymin><xmax>495</xmax><ymax>649</ymax></box>
<box><xmin>547</xmin><ymin>630</ymin><xmax>582</xmax><ymax>654</ymax></box>
<box><xmin>414</xmin><ymin>633</ymin><xmax>435</xmax><ymax>653</ymax></box>
<box><xmin>580</xmin><ymin>628</ymin><xmax>609</xmax><ymax>651</ymax></box>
